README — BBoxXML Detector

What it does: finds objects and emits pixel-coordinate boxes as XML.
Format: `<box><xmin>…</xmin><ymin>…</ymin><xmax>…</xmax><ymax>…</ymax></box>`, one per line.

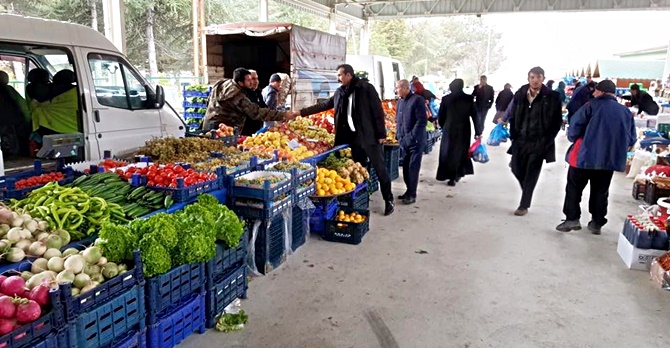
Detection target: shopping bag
<box><xmin>486</xmin><ymin>123</ymin><xmax>510</xmax><ymax>146</ymax></box>
<box><xmin>472</xmin><ymin>143</ymin><xmax>489</xmax><ymax>163</ymax></box>
<box><xmin>468</xmin><ymin>139</ymin><xmax>481</xmax><ymax>157</ymax></box>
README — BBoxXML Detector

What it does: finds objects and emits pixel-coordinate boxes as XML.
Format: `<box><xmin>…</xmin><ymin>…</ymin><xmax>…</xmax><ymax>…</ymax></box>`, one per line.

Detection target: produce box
<box><xmin>146</xmin><ymin>177</ymin><xmax>221</xmax><ymax>203</ymax></box>
<box><xmin>182</xmin><ymin>85</ymin><xmax>211</xmax><ymax>98</ymax></box>
<box><xmin>147</xmin><ymin>292</ymin><xmax>205</xmax><ymax>348</ymax></box>
<box><xmin>0</xmin><ymin>165</ymin><xmax>75</xmax><ymax>200</ymax></box>
<box><xmin>383</xmin><ymin>146</ymin><xmax>400</xmax><ymax>181</ymax></box>
<box><xmin>59</xmin><ymin>250</ymin><xmax>143</xmax><ymax>323</ymax></box>
<box><xmin>247</xmin><ymin>213</ymin><xmax>288</xmax><ymax>275</ymax></box>
<box><xmin>309</xmin><ymin>198</ymin><xmax>338</xmax><ymax>236</ymax></box>
<box><xmin>65</xmin><ymin>283</ymin><xmax>145</xmax><ymax>348</ymax></box>
<box><xmin>233</xmin><ymin>171</ymin><xmax>292</xmax><ymax>201</ymax></box>
<box><xmin>293</xmin><ymin>183</ymin><xmax>316</xmax><ymax>206</ymax></box>
<box><xmin>0</xmin><ymin>288</ymin><xmax>61</xmax><ymax>348</ymax></box>
<box><xmin>265</xmin><ymin>162</ymin><xmax>316</xmax><ymax>187</ymax></box>
<box><xmin>146</xmin><ymin>263</ymin><xmax>206</xmax><ymax>325</ymax></box>
<box><xmin>617</xmin><ymin>232</ymin><xmax>667</xmax><ymax>271</ymax></box>
<box><xmin>292</xmin><ymin>200</ymin><xmax>314</xmax><ymax>252</ymax></box>
<box><xmin>337</xmin><ymin>182</ymin><xmax>369</xmax><ymax>210</ymax></box>
<box><xmin>622</xmin><ymin>217</ymin><xmax>669</xmax><ymax>250</ymax></box>
<box><xmin>28</xmin><ymin>332</ymin><xmax>58</xmax><ymax>348</ymax></box>
<box><xmin>205</xmin><ymin>266</ymin><xmax>247</xmax><ymax>329</ymax></box>
<box><xmin>366</xmin><ymin>166</ymin><xmax>379</xmax><ymax>195</ymax></box>
<box><xmin>182</xmin><ymin>101</ymin><xmax>207</xmax><ymax>109</ymax></box>
<box><xmin>644</xmin><ymin>181</ymin><xmax>670</xmax><ymax>205</ymax></box>
<box><xmin>632</xmin><ymin>181</ymin><xmax>646</xmax><ymax>200</ymax></box>
<box><xmin>206</xmin><ymin>232</ymin><xmax>247</xmax><ymax>289</ymax></box>
<box><xmin>301</xmin><ymin>144</ymin><xmax>349</xmax><ymax>167</ymax></box>
<box><xmin>233</xmin><ymin>195</ymin><xmax>291</xmax><ymax>221</ymax></box>
<box><xmin>324</xmin><ymin>208</ymin><xmax>370</xmax><ymax>245</ymax></box>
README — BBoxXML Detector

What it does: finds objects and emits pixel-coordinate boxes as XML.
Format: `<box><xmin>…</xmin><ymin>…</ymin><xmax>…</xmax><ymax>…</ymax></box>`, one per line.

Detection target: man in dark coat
<box><xmin>556</xmin><ymin>80</ymin><xmax>637</xmax><ymax>234</ymax></box>
<box><xmin>300</xmin><ymin>64</ymin><xmax>394</xmax><ymax>216</ymax></box>
<box><xmin>627</xmin><ymin>84</ymin><xmax>659</xmax><ymax>116</ymax></box>
<box><xmin>566</xmin><ymin>81</ymin><xmax>596</xmax><ymax>123</ymax></box>
<box><xmin>241</xmin><ymin>69</ymin><xmax>267</xmax><ymax>135</ymax></box>
<box><xmin>436</xmin><ymin>79</ymin><xmax>482</xmax><ymax>186</ymax></box>
<box><xmin>395</xmin><ymin>79</ymin><xmax>427</xmax><ymax>205</ymax></box>
<box><xmin>471</xmin><ymin>75</ymin><xmax>494</xmax><ymax>134</ymax></box>
<box><xmin>493</xmin><ymin>83</ymin><xmax>513</xmax><ymax>123</ymax></box>
<box><xmin>499</xmin><ymin>66</ymin><xmax>563</xmax><ymax>216</ymax></box>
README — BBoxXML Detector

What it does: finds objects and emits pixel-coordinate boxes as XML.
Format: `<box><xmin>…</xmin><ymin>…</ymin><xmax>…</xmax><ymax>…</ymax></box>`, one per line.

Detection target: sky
<box><xmin>481</xmin><ymin>10</ymin><xmax>670</xmax><ymax>88</ymax></box>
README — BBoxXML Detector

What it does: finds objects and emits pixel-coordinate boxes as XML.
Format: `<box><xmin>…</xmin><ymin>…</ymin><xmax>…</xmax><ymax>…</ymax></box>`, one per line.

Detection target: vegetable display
<box><xmin>242</xmin><ymin>131</ymin><xmax>314</xmax><ymax>161</ymax></box>
<box><xmin>216</xmin><ymin>310</ymin><xmax>248</xmax><ymax>333</ymax></box>
<box><xmin>116</xmin><ymin>163</ymin><xmax>217</xmax><ymax>188</ymax></box>
<box><xmin>12</xmin><ymin>172</ymin><xmax>65</xmax><ymax>190</ymax></box>
<box><xmin>81</xmin><ymin>159</ymin><xmax>129</xmax><ymax>174</ymax></box>
<box><xmin>137</xmin><ymin>137</ymin><xmax>232</xmax><ymax>164</ymax></box>
<box><xmin>11</xmin><ymin>182</ymin><xmax>127</xmax><ymax>240</ymax></box>
<box><xmin>0</xmin><ymin>274</ymin><xmax>51</xmax><ymax>334</ymax></box>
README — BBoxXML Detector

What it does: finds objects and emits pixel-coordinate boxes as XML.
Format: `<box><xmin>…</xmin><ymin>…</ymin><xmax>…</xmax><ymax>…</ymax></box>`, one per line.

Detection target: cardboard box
<box><xmin>617</xmin><ymin>232</ymin><xmax>667</xmax><ymax>271</ymax></box>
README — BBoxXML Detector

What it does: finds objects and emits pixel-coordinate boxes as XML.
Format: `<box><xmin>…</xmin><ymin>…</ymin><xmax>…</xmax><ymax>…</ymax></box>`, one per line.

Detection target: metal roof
<box><xmin>594</xmin><ymin>59</ymin><xmax>665</xmax><ymax>79</ymax></box>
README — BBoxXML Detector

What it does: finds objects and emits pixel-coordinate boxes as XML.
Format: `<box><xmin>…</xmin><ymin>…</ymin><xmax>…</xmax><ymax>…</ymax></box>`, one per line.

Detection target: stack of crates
<box><xmin>288</xmin><ymin>166</ymin><xmax>316</xmax><ymax>252</ymax></box>
<box><xmin>309</xmin><ymin>197</ymin><xmax>338</xmax><ymax>236</ymax></box>
<box><xmin>324</xmin><ymin>182</ymin><xmax>371</xmax><ymax>245</ymax></box>
<box><xmin>383</xmin><ymin>146</ymin><xmax>401</xmax><ymax>181</ymax></box>
<box><xmin>366</xmin><ymin>166</ymin><xmax>379</xmax><ymax>195</ymax></box>
<box><xmin>182</xmin><ymin>85</ymin><xmax>211</xmax><ymax>131</ymax></box>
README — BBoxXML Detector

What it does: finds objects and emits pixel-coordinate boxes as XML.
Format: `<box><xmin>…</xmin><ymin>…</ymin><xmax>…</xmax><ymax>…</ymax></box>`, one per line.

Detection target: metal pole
<box><xmin>192</xmin><ymin>0</ymin><xmax>199</xmax><ymax>78</ymax></box>
<box><xmin>259</xmin><ymin>0</ymin><xmax>269</xmax><ymax>22</ymax></box>
<box><xmin>199</xmin><ymin>0</ymin><xmax>206</xmax><ymax>80</ymax></box>
<box><xmin>484</xmin><ymin>29</ymin><xmax>491</xmax><ymax>76</ymax></box>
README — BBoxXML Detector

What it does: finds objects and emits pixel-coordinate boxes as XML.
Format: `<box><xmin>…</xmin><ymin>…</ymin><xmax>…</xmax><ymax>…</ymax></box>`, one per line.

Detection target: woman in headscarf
<box><xmin>436</xmin><ymin>79</ymin><xmax>482</xmax><ymax>186</ymax></box>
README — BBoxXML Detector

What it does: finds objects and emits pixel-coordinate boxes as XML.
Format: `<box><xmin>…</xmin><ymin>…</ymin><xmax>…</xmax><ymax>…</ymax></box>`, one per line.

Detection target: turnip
<box><xmin>20</xmin><ymin>271</ymin><xmax>33</xmax><ymax>281</ymax></box>
<box><xmin>23</xmin><ymin>220</ymin><xmax>37</xmax><ymax>234</ymax></box>
<box><xmin>31</xmin><ymin>259</ymin><xmax>48</xmax><ymax>274</ymax></box>
<box><xmin>45</xmin><ymin>235</ymin><xmax>62</xmax><ymax>250</ymax></box>
<box><xmin>117</xmin><ymin>264</ymin><xmax>128</xmax><ymax>272</ymax></box>
<box><xmin>26</xmin><ymin>273</ymin><xmax>46</xmax><ymax>290</ymax></box>
<box><xmin>28</xmin><ymin>242</ymin><xmax>46</xmax><ymax>257</ymax></box>
<box><xmin>102</xmin><ymin>263</ymin><xmax>118</xmax><ymax>279</ymax></box>
<box><xmin>73</xmin><ymin>274</ymin><xmax>90</xmax><ymax>289</ymax></box>
<box><xmin>15</xmin><ymin>298</ymin><xmax>41</xmax><ymax>324</ymax></box>
<box><xmin>14</xmin><ymin>240</ymin><xmax>32</xmax><ymax>253</ymax></box>
<box><xmin>47</xmin><ymin>257</ymin><xmax>64</xmax><ymax>273</ymax></box>
<box><xmin>43</xmin><ymin>248</ymin><xmax>61</xmax><ymax>260</ymax></box>
<box><xmin>56</xmin><ymin>270</ymin><xmax>75</xmax><ymax>285</ymax></box>
<box><xmin>0</xmin><ymin>240</ymin><xmax>8</xmax><ymax>251</ymax></box>
<box><xmin>0</xmin><ymin>276</ymin><xmax>25</xmax><ymax>296</ymax></box>
<box><xmin>5</xmin><ymin>248</ymin><xmax>25</xmax><ymax>263</ymax></box>
<box><xmin>6</xmin><ymin>228</ymin><xmax>22</xmax><ymax>243</ymax></box>
<box><xmin>97</xmin><ymin>257</ymin><xmax>107</xmax><ymax>266</ymax></box>
<box><xmin>36</xmin><ymin>221</ymin><xmax>48</xmax><ymax>231</ymax></box>
<box><xmin>62</xmin><ymin>248</ymin><xmax>78</xmax><ymax>258</ymax></box>
<box><xmin>0</xmin><ymin>296</ymin><xmax>15</xmax><ymax>318</ymax></box>
<box><xmin>0</xmin><ymin>318</ymin><xmax>15</xmax><ymax>335</ymax></box>
<box><xmin>35</xmin><ymin>232</ymin><xmax>49</xmax><ymax>242</ymax></box>
<box><xmin>19</xmin><ymin>214</ymin><xmax>31</xmax><ymax>223</ymax></box>
<box><xmin>28</xmin><ymin>285</ymin><xmax>50</xmax><ymax>307</ymax></box>
<box><xmin>0</xmin><ymin>225</ymin><xmax>9</xmax><ymax>236</ymax></box>
<box><xmin>82</xmin><ymin>247</ymin><xmax>102</xmax><ymax>265</ymax></box>
<box><xmin>0</xmin><ymin>208</ymin><xmax>12</xmax><ymax>224</ymax></box>
<box><xmin>83</xmin><ymin>265</ymin><xmax>100</xmax><ymax>276</ymax></box>
<box><xmin>80</xmin><ymin>283</ymin><xmax>96</xmax><ymax>294</ymax></box>
<box><xmin>41</xmin><ymin>271</ymin><xmax>56</xmax><ymax>281</ymax></box>
<box><xmin>90</xmin><ymin>274</ymin><xmax>104</xmax><ymax>284</ymax></box>
<box><xmin>18</xmin><ymin>229</ymin><xmax>32</xmax><ymax>240</ymax></box>
<box><xmin>10</xmin><ymin>217</ymin><xmax>24</xmax><ymax>228</ymax></box>
<box><xmin>56</xmin><ymin>230</ymin><xmax>70</xmax><ymax>246</ymax></box>
<box><xmin>71</xmin><ymin>287</ymin><xmax>79</xmax><ymax>296</ymax></box>
<box><xmin>65</xmin><ymin>255</ymin><xmax>85</xmax><ymax>274</ymax></box>
<box><xmin>10</xmin><ymin>212</ymin><xmax>18</xmax><ymax>221</ymax></box>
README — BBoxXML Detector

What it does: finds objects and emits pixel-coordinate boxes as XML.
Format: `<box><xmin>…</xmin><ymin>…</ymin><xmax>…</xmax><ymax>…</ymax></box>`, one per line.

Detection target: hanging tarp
<box><xmin>290</xmin><ymin>26</ymin><xmax>346</xmax><ymax>71</ymax></box>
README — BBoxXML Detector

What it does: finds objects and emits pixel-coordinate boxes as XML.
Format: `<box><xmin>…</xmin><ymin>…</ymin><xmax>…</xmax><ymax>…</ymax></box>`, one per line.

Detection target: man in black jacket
<box><xmin>472</xmin><ymin>75</ymin><xmax>495</xmax><ymax>134</ymax></box>
<box><xmin>241</xmin><ymin>69</ymin><xmax>266</xmax><ymax>135</ymax></box>
<box><xmin>494</xmin><ymin>83</ymin><xmax>513</xmax><ymax>123</ymax></box>
<box><xmin>499</xmin><ymin>66</ymin><xmax>563</xmax><ymax>216</ymax></box>
<box><xmin>300</xmin><ymin>64</ymin><xmax>394</xmax><ymax>216</ymax></box>
<box><xmin>628</xmin><ymin>84</ymin><xmax>659</xmax><ymax>116</ymax></box>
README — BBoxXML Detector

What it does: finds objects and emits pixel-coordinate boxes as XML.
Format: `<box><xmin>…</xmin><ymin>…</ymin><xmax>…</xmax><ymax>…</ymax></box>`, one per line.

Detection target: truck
<box><xmin>0</xmin><ymin>14</ymin><xmax>185</xmax><ymax>174</ymax></box>
<box><xmin>203</xmin><ymin>22</ymin><xmax>347</xmax><ymax>110</ymax></box>
<box><xmin>345</xmin><ymin>55</ymin><xmax>405</xmax><ymax>100</ymax></box>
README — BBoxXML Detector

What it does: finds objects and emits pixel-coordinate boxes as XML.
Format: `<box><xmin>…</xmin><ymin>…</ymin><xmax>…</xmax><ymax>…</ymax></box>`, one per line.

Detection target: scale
<box><xmin>36</xmin><ymin>133</ymin><xmax>85</xmax><ymax>159</ymax></box>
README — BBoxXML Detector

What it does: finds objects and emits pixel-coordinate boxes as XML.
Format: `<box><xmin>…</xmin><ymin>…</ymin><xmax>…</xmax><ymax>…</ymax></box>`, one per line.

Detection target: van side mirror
<box><xmin>155</xmin><ymin>85</ymin><xmax>165</xmax><ymax>109</ymax></box>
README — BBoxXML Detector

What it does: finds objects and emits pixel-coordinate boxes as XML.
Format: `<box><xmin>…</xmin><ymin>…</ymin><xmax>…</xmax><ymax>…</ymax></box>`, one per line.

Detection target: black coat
<box><xmin>436</xmin><ymin>91</ymin><xmax>481</xmax><ymax>181</ymax></box>
<box><xmin>507</xmin><ymin>84</ymin><xmax>563</xmax><ymax>163</ymax></box>
<box><xmin>472</xmin><ymin>84</ymin><xmax>495</xmax><ymax>111</ymax></box>
<box><xmin>241</xmin><ymin>89</ymin><xmax>266</xmax><ymax>135</ymax></box>
<box><xmin>632</xmin><ymin>91</ymin><xmax>659</xmax><ymax>115</ymax></box>
<box><xmin>495</xmin><ymin>89</ymin><xmax>514</xmax><ymax>112</ymax></box>
<box><xmin>300</xmin><ymin>77</ymin><xmax>386</xmax><ymax>147</ymax></box>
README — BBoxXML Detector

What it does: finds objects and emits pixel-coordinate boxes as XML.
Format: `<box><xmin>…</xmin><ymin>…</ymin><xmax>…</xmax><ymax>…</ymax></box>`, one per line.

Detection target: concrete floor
<box><xmin>180</xmin><ymin>130</ymin><xmax>670</xmax><ymax>348</ymax></box>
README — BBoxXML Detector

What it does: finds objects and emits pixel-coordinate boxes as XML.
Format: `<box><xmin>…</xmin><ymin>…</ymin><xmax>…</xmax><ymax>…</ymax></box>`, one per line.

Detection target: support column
<box><xmin>102</xmin><ymin>0</ymin><xmax>126</xmax><ymax>53</ymax></box>
<box><xmin>259</xmin><ymin>0</ymin><xmax>269</xmax><ymax>22</ymax></box>
<box><xmin>192</xmin><ymin>0</ymin><xmax>199</xmax><ymax>77</ymax></box>
<box><xmin>359</xmin><ymin>19</ymin><xmax>370</xmax><ymax>55</ymax></box>
<box><xmin>663</xmin><ymin>40</ymin><xmax>670</xmax><ymax>89</ymax></box>
<box><xmin>329</xmin><ymin>11</ymin><xmax>338</xmax><ymax>35</ymax></box>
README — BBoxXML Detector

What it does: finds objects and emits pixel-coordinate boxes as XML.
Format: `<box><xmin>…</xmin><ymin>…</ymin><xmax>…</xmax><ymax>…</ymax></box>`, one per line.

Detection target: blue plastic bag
<box><xmin>472</xmin><ymin>143</ymin><xmax>489</xmax><ymax>163</ymax></box>
<box><xmin>428</xmin><ymin>98</ymin><xmax>440</xmax><ymax>120</ymax></box>
<box><xmin>486</xmin><ymin>123</ymin><xmax>510</xmax><ymax>146</ymax></box>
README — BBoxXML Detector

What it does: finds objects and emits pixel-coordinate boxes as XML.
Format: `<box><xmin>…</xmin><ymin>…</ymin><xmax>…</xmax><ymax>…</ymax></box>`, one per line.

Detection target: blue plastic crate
<box><xmin>309</xmin><ymin>197</ymin><xmax>337</xmax><ymax>236</ymax></box>
<box><xmin>0</xmin><ymin>294</ymin><xmax>59</xmax><ymax>348</ymax></box>
<box><xmin>291</xmin><ymin>204</ymin><xmax>310</xmax><ymax>251</ymax></box>
<box><xmin>233</xmin><ymin>195</ymin><xmax>291</xmax><ymax>220</ymax></box>
<box><xmin>182</xmin><ymin>88</ymin><xmax>211</xmax><ymax>98</ymax></box>
<box><xmin>205</xmin><ymin>231</ymin><xmax>247</xmax><ymax>289</ymax></box>
<box><xmin>384</xmin><ymin>146</ymin><xmax>400</xmax><ymax>181</ymax></box>
<box><xmin>146</xmin><ymin>263</ymin><xmax>206</xmax><ymax>325</ymax></box>
<box><xmin>300</xmin><ymin>144</ymin><xmax>349</xmax><ymax>166</ymax></box>
<box><xmin>324</xmin><ymin>208</ymin><xmax>370</xmax><ymax>245</ymax></box>
<box><xmin>233</xmin><ymin>175</ymin><xmax>292</xmax><ymax>201</ymax></box>
<box><xmin>292</xmin><ymin>183</ymin><xmax>315</xmax><ymax>206</ymax></box>
<box><xmin>67</xmin><ymin>284</ymin><xmax>145</xmax><ymax>348</ymax></box>
<box><xmin>247</xmin><ymin>214</ymin><xmax>287</xmax><ymax>275</ymax></box>
<box><xmin>205</xmin><ymin>266</ymin><xmax>247</xmax><ymax>329</ymax></box>
<box><xmin>0</xmin><ymin>164</ymin><xmax>75</xmax><ymax>199</ymax></box>
<box><xmin>29</xmin><ymin>332</ymin><xmax>58</xmax><ymax>348</ymax></box>
<box><xmin>107</xmin><ymin>328</ymin><xmax>146</xmax><ymax>348</ymax></box>
<box><xmin>59</xmin><ymin>250</ymin><xmax>143</xmax><ymax>322</ymax></box>
<box><xmin>367</xmin><ymin>166</ymin><xmax>379</xmax><ymax>195</ymax></box>
<box><xmin>424</xmin><ymin>141</ymin><xmax>434</xmax><ymax>155</ymax></box>
<box><xmin>145</xmin><ymin>177</ymin><xmax>221</xmax><ymax>203</ymax></box>
<box><xmin>337</xmin><ymin>182</ymin><xmax>369</xmax><ymax>209</ymax></box>
<box><xmin>183</xmin><ymin>112</ymin><xmax>205</xmax><ymax>119</ymax></box>
<box><xmin>147</xmin><ymin>292</ymin><xmax>205</xmax><ymax>348</ymax></box>
<box><xmin>182</xmin><ymin>101</ymin><xmax>208</xmax><ymax>109</ymax></box>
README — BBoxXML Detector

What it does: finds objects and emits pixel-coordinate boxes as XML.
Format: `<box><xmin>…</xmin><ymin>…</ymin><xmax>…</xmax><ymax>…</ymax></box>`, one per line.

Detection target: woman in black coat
<box><xmin>436</xmin><ymin>79</ymin><xmax>482</xmax><ymax>186</ymax></box>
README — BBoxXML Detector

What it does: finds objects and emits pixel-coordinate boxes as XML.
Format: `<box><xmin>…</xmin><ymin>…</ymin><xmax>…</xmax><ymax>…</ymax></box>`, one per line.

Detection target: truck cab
<box><xmin>346</xmin><ymin>55</ymin><xmax>405</xmax><ymax>100</ymax></box>
<box><xmin>0</xmin><ymin>15</ymin><xmax>186</xmax><ymax>174</ymax></box>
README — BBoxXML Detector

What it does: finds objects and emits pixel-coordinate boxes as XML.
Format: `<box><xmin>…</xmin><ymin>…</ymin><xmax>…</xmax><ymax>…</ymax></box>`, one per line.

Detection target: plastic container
<box><xmin>29</xmin><ymin>332</ymin><xmax>58</xmax><ymax>348</ymax></box>
<box><xmin>337</xmin><ymin>182</ymin><xmax>369</xmax><ymax>209</ymax></box>
<box><xmin>182</xmin><ymin>112</ymin><xmax>205</xmax><ymax>119</ymax></box>
<box><xmin>0</xmin><ymin>164</ymin><xmax>75</xmax><ymax>199</ymax></box>
<box><xmin>0</xmin><ymin>298</ymin><xmax>59</xmax><ymax>348</ymax></box>
<box><xmin>205</xmin><ymin>266</ymin><xmax>247</xmax><ymax>329</ymax></box>
<box><xmin>66</xmin><ymin>284</ymin><xmax>145</xmax><ymax>348</ymax></box>
<box><xmin>248</xmin><ymin>214</ymin><xmax>287</xmax><ymax>275</ymax></box>
<box><xmin>292</xmin><ymin>203</ymin><xmax>310</xmax><ymax>251</ymax></box>
<box><xmin>182</xmin><ymin>86</ymin><xmax>211</xmax><ymax>98</ymax></box>
<box><xmin>233</xmin><ymin>171</ymin><xmax>293</xmax><ymax>201</ymax></box>
<box><xmin>134</xmin><ymin>175</ymin><xmax>221</xmax><ymax>203</ymax></box>
<box><xmin>146</xmin><ymin>263</ymin><xmax>206</xmax><ymax>325</ymax></box>
<box><xmin>182</xmin><ymin>101</ymin><xmax>207</xmax><ymax>109</ymax></box>
<box><xmin>367</xmin><ymin>166</ymin><xmax>379</xmax><ymax>195</ymax></box>
<box><xmin>233</xmin><ymin>195</ymin><xmax>291</xmax><ymax>220</ymax></box>
<box><xmin>205</xmin><ymin>232</ymin><xmax>247</xmax><ymax>289</ymax></box>
<box><xmin>146</xmin><ymin>292</ymin><xmax>205</xmax><ymax>348</ymax></box>
<box><xmin>293</xmin><ymin>183</ymin><xmax>316</xmax><ymax>206</ymax></box>
<box><xmin>324</xmin><ymin>208</ymin><xmax>370</xmax><ymax>245</ymax></box>
<box><xmin>383</xmin><ymin>146</ymin><xmax>401</xmax><ymax>181</ymax></box>
<box><xmin>309</xmin><ymin>198</ymin><xmax>337</xmax><ymax>236</ymax></box>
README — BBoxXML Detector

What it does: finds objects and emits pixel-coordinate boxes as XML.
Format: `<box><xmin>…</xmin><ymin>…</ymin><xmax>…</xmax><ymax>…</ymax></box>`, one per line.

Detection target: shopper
<box><xmin>627</xmin><ymin>84</ymin><xmax>659</xmax><ymax>116</ymax></box>
<box><xmin>436</xmin><ymin>79</ymin><xmax>482</xmax><ymax>186</ymax></box>
<box><xmin>555</xmin><ymin>81</ymin><xmax>568</xmax><ymax>106</ymax></box>
<box><xmin>546</xmin><ymin>80</ymin><xmax>555</xmax><ymax>90</ymax></box>
<box><xmin>556</xmin><ymin>80</ymin><xmax>637</xmax><ymax>234</ymax></box>
<box><xmin>493</xmin><ymin>83</ymin><xmax>513</xmax><ymax>124</ymax></box>
<box><xmin>471</xmin><ymin>75</ymin><xmax>494</xmax><ymax>135</ymax></box>
<box><xmin>203</xmin><ymin>67</ymin><xmax>298</xmax><ymax>132</ymax></box>
<box><xmin>566</xmin><ymin>81</ymin><xmax>596</xmax><ymax>123</ymax></box>
<box><xmin>395</xmin><ymin>79</ymin><xmax>427</xmax><ymax>204</ymax></box>
<box><xmin>262</xmin><ymin>74</ymin><xmax>282</xmax><ymax>110</ymax></box>
<box><xmin>499</xmin><ymin>66</ymin><xmax>563</xmax><ymax>216</ymax></box>
<box><xmin>299</xmin><ymin>64</ymin><xmax>394</xmax><ymax>216</ymax></box>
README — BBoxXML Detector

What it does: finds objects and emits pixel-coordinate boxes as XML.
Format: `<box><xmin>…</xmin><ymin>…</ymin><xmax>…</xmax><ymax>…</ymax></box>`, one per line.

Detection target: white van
<box><xmin>345</xmin><ymin>55</ymin><xmax>405</xmax><ymax>100</ymax></box>
<box><xmin>0</xmin><ymin>15</ymin><xmax>185</xmax><ymax>173</ymax></box>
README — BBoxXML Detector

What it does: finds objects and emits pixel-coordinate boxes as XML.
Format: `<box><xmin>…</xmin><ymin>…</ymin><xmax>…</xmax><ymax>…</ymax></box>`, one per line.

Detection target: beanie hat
<box><xmin>269</xmin><ymin>74</ymin><xmax>281</xmax><ymax>83</ymax></box>
<box><xmin>595</xmin><ymin>80</ymin><xmax>616</xmax><ymax>94</ymax></box>
<box><xmin>630</xmin><ymin>84</ymin><xmax>640</xmax><ymax>91</ymax></box>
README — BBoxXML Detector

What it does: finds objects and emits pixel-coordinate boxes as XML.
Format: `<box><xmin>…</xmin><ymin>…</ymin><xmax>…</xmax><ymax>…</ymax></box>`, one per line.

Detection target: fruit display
<box><xmin>235</xmin><ymin>172</ymin><xmax>288</xmax><ymax>187</ymax></box>
<box><xmin>242</xmin><ymin>131</ymin><xmax>315</xmax><ymax>161</ymax></box>
<box><xmin>137</xmin><ymin>137</ymin><xmax>233</xmax><ymax>164</ymax></box>
<box><xmin>0</xmin><ymin>205</ymin><xmax>63</xmax><ymax>264</ymax></box>
<box><xmin>116</xmin><ymin>163</ymin><xmax>217</xmax><ymax>188</ymax></box>
<box><xmin>201</xmin><ymin>123</ymin><xmax>234</xmax><ymax>139</ymax></box>
<box><xmin>12</xmin><ymin>182</ymin><xmax>127</xmax><ymax>240</ymax></box>
<box><xmin>71</xmin><ymin>173</ymin><xmax>174</xmax><ymax>219</ymax></box>
<box><xmin>315</xmin><ymin>168</ymin><xmax>355</xmax><ymax>197</ymax></box>
<box><xmin>335</xmin><ymin>210</ymin><xmax>367</xmax><ymax>223</ymax></box>
<box><xmin>382</xmin><ymin>100</ymin><xmax>398</xmax><ymax>144</ymax></box>
<box><xmin>269</xmin><ymin>161</ymin><xmax>313</xmax><ymax>173</ymax></box>
<box><xmin>0</xmin><ymin>276</ymin><xmax>51</xmax><ymax>334</ymax></box>
<box><xmin>306</xmin><ymin>110</ymin><xmax>335</xmax><ymax>133</ymax></box>
<box><xmin>319</xmin><ymin>154</ymin><xmax>369</xmax><ymax>184</ymax></box>
<box><xmin>286</xmin><ymin>117</ymin><xmax>335</xmax><ymax>146</ymax></box>
<box><xmin>12</xmin><ymin>172</ymin><xmax>66</xmax><ymax>190</ymax></box>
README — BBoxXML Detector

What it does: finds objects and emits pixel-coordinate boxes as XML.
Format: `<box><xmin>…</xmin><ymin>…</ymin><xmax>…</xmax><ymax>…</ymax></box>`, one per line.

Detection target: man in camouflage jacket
<box><xmin>202</xmin><ymin>68</ymin><xmax>298</xmax><ymax>130</ymax></box>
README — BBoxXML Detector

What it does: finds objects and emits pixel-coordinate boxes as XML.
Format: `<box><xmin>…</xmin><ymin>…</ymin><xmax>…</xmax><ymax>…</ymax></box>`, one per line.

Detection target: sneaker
<box><xmin>401</xmin><ymin>197</ymin><xmax>416</xmax><ymax>205</ymax></box>
<box><xmin>556</xmin><ymin>220</ymin><xmax>582</xmax><ymax>232</ymax></box>
<box><xmin>514</xmin><ymin>208</ymin><xmax>528</xmax><ymax>216</ymax></box>
<box><xmin>384</xmin><ymin>200</ymin><xmax>395</xmax><ymax>216</ymax></box>
<box><xmin>587</xmin><ymin>221</ymin><xmax>602</xmax><ymax>235</ymax></box>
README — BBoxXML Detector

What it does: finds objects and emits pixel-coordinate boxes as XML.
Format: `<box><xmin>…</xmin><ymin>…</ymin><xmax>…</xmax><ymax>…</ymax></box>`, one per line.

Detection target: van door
<box><xmin>76</xmin><ymin>48</ymin><xmax>163</xmax><ymax>158</ymax></box>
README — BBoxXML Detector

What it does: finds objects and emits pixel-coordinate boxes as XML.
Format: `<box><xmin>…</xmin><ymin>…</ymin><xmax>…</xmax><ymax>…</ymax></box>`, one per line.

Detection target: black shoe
<box><xmin>384</xmin><ymin>200</ymin><xmax>394</xmax><ymax>216</ymax></box>
<box><xmin>398</xmin><ymin>193</ymin><xmax>408</xmax><ymax>200</ymax></box>
<box><xmin>447</xmin><ymin>180</ymin><xmax>456</xmax><ymax>187</ymax></box>
<box><xmin>556</xmin><ymin>219</ymin><xmax>581</xmax><ymax>232</ymax></box>
<box><xmin>588</xmin><ymin>221</ymin><xmax>602</xmax><ymax>235</ymax></box>
<box><xmin>401</xmin><ymin>197</ymin><xmax>416</xmax><ymax>205</ymax></box>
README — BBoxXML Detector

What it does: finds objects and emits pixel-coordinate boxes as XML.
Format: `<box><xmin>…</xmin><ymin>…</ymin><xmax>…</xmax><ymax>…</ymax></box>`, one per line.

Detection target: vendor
<box><xmin>30</xmin><ymin>69</ymin><xmax>79</xmax><ymax>140</ymax></box>
<box><xmin>0</xmin><ymin>71</ymin><xmax>30</xmax><ymax>156</ymax></box>
<box><xmin>624</xmin><ymin>84</ymin><xmax>659</xmax><ymax>116</ymax></box>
